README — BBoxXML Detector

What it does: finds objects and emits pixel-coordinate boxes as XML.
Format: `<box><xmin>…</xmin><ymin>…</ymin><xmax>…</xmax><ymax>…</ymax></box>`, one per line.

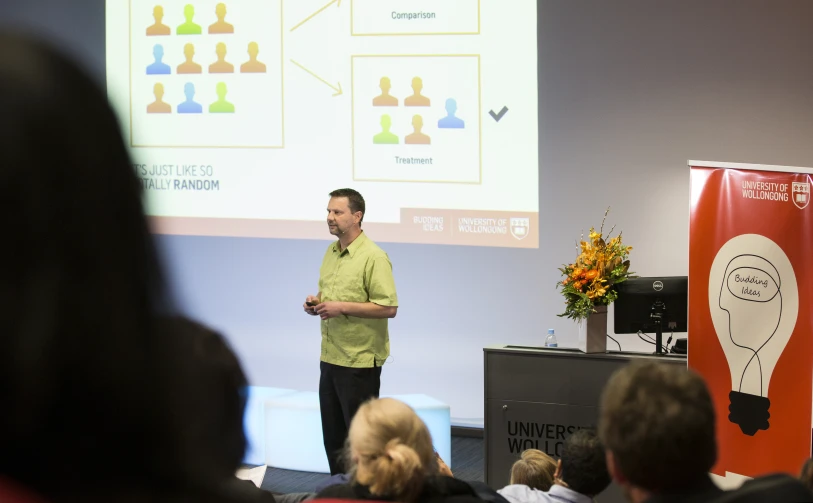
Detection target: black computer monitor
<box><xmin>613</xmin><ymin>276</ymin><xmax>688</xmax><ymax>354</ymax></box>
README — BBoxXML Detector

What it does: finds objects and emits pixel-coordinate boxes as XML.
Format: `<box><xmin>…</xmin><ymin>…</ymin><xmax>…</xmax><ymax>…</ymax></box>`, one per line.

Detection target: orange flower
<box><xmin>584</xmin><ymin>269</ymin><xmax>598</xmax><ymax>280</ymax></box>
<box><xmin>571</xmin><ymin>268</ymin><xmax>583</xmax><ymax>278</ymax></box>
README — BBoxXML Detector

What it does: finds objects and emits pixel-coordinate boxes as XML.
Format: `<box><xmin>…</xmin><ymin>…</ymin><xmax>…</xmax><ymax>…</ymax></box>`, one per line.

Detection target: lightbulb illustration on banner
<box><xmin>708</xmin><ymin>234</ymin><xmax>798</xmax><ymax>436</ymax></box>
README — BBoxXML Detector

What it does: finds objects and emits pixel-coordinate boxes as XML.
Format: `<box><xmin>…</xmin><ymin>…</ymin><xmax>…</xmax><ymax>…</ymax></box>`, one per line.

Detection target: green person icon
<box><xmin>177</xmin><ymin>4</ymin><xmax>202</xmax><ymax>35</ymax></box>
<box><xmin>209</xmin><ymin>82</ymin><xmax>235</xmax><ymax>113</ymax></box>
<box><xmin>373</xmin><ymin>114</ymin><xmax>399</xmax><ymax>144</ymax></box>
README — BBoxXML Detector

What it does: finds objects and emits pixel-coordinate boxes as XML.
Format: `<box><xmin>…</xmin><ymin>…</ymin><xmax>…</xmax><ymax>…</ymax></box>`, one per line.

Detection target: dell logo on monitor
<box><xmin>653</xmin><ymin>281</ymin><xmax>664</xmax><ymax>291</ymax></box>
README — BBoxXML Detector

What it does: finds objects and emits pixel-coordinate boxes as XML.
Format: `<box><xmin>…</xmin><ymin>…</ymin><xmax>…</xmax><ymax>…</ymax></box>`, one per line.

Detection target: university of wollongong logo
<box><xmin>792</xmin><ymin>182</ymin><xmax>810</xmax><ymax>210</ymax></box>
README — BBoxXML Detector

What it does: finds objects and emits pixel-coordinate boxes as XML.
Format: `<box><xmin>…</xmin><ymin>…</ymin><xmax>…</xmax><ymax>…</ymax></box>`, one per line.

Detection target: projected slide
<box><xmin>106</xmin><ymin>0</ymin><xmax>538</xmax><ymax>248</ymax></box>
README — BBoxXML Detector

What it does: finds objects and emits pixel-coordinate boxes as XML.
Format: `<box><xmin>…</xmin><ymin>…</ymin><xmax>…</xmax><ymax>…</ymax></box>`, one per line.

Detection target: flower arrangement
<box><xmin>557</xmin><ymin>208</ymin><xmax>634</xmax><ymax>321</ymax></box>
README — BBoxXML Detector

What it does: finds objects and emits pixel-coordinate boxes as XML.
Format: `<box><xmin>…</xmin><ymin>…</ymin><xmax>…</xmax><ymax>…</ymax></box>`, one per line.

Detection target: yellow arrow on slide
<box><xmin>290</xmin><ymin>0</ymin><xmax>342</xmax><ymax>32</ymax></box>
<box><xmin>290</xmin><ymin>59</ymin><xmax>343</xmax><ymax>97</ymax></box>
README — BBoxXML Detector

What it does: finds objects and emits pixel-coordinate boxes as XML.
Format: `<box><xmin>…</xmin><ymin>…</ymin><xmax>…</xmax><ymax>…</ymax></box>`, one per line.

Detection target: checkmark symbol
<box><xmin>489</xmin><ymin>106</ymin><xmax>508</xmax><ymax>122</ymax></box>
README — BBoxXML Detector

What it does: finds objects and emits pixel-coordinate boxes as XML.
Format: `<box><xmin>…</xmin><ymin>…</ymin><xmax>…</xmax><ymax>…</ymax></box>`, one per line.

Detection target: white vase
<box><xmin>577</xmin><ymin>305</ymin><xmax>608</xmax><ymax>353</ymax></box>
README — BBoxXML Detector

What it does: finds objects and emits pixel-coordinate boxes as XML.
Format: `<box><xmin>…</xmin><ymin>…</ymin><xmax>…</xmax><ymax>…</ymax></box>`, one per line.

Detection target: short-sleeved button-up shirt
<box><xmin>318</xmin><ymin>231</ymin><xmax>398</xmax><ymax>368</ymax></box>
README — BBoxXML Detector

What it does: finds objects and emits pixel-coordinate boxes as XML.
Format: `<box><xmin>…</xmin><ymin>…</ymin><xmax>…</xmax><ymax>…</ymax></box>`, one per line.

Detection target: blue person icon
<box><xmin>438</xmin><ymin>98</ymin><xmax>465</xmax><ymax>129</ymax></box>
<box><xmin>146</xmin><ymin>44</ymin><xmax>171</xmax><ymax>75</ymax></box>
<box><xmin>177</xmin><ymin>83</ymin><xmax>202</xmax><ymax>113</ymax></box>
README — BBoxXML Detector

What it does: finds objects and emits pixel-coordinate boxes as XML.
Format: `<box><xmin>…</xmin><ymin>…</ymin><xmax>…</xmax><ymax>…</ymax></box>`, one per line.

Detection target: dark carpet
<box><xmin>260</xmin><ymin>436</ymin><xmax>484</xmax><ymax>494</ymax></box>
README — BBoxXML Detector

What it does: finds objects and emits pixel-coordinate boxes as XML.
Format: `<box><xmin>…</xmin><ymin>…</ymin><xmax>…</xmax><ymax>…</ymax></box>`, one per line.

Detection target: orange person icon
<box><xmin>405</xmin><ymin>115</ymin><xmax>430</xmax><ymax>145</ymax></box>
<box><xmin>147</xmin><ymin>83</ymin><xmax>171</xmax><ymax>113</ymax></box>
<box><xmin>146</xmin><ymin>5</ymin><xmax>171</xmax><ymax>36</ymax></box>
<box><xmin>177</xmin><ymin>43</ymin><xmax>202</xmax><ymax>74</ymax></box>
<box><xmin>404</xmin><ymin>77</ymin><xmax>430</xmax><ymax>107</ymax></box>
<box><xmin>209</xmin><ymin>42</ymin><xmax>234</xmax><ymax>73</ymax></box>
<box><xmin>372</xmin><ymin>76</ymin><xmax>398</xmax><ymax>106</ymax></box>
<box><xmin>240</xmin><ymin>42</ymin><xmax>266</xmax><ymax>73</ymax></box>
<box><xmin>208</xmin><ymin>3</ymin><xmax>234</xmax><ymax>34</ymax></box>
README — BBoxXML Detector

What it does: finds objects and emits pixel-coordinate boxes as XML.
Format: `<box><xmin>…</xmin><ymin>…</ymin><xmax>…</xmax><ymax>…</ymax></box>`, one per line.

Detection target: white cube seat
<box><xmin>263</xmin><ymin>392</ymin><xmax>451</xmax><ymax>473</ymax></box>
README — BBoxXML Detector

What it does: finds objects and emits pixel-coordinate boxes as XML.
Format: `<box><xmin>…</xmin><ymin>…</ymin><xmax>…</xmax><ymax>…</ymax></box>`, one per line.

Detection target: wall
<box><xmin>3</xmin><ymin>0</ymin><xmax>812</xmax><ymax>426</ymax></box>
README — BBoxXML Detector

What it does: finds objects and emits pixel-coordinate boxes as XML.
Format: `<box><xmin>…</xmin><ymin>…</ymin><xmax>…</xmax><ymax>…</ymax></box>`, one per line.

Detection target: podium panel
<box><xmin>484</xmin><ymin>345</ymin><xmax>686</xmax><ymax>503</ymax></box>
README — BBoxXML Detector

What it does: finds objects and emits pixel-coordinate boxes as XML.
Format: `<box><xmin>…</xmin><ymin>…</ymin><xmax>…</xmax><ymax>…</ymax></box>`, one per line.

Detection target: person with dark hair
<box><xmin>802</xmin><ymin>458</ymin><xmax>813</xmax><ymax>493</ymax></box>
<box><xmin>598</xmin><ymin>362</ymin><xmax>721</xmax><ymax>503</ymax></box>
<box><xmin>303</xmin><ymin>188</ymin><xmax>398</xmax><ymax>475</ymax></box>
<box><xmin>165</xmin><ymin>316</ymin><xmax>318</xmax><ymax>503</ymax></box>
<box><xmin>498</xmin><ymin>429</ymin><xmax>610</xmax><ymax>503</ymax></box>
<box><xmin>161</xmin><ymin>317</ymin><xmax>251</xmax><ymax>485</ymax></box>
<box><xmin>556</xmin><ymin>429</ymin><xmax>611</xmax><ymax>498</ymax></box>
<box><xmin>0</xmin><ymin>32</ymin><xmax>221</xmax><ymax>502</ymax></box>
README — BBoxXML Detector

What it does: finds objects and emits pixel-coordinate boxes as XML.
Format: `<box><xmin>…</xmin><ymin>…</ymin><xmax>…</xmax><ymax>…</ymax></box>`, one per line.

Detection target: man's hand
<box><xmin>303</xmin><ymin>295</ymin><xmax>320</xmax><ymax>316</ymax></box>
<box><xmin>315</xmin><ymin>301</ymin><xmax>344</xmax><ymax>320</ymax></box>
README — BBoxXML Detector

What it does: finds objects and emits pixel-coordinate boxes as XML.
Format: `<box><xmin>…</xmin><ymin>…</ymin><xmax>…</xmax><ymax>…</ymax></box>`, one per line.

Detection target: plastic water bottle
<box><xmin>544</xmin><ymin>328</ymin><xmax>558</xmax><ymax>348</ymax></box>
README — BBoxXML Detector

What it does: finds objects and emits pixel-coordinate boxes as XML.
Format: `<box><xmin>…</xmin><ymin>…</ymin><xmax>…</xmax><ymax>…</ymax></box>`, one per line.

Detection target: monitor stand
<box><xmin>651</xmin><ymin>298</ymin><xmax>666</xmax><ymax>355</ymax></box>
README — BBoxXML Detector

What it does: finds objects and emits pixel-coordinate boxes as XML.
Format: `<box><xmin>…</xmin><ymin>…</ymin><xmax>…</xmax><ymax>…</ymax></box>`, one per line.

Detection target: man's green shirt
<box><xmin>318</xmin><ymin>231</ymin><xmax>398</xmax><ymax>367</ymax></box>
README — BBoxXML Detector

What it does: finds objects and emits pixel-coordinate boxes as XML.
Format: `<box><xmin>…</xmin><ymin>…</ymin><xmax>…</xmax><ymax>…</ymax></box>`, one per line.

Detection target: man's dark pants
<box><xmin>319</xmin><ymin>361</ymin><xmax>382</xmax><ymax>475</ymax></box>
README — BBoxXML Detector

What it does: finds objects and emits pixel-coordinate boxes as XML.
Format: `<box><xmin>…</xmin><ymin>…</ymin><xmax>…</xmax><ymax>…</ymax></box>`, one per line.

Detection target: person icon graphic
<box><xmin>405</xmin><ymin>115</ymin><xmax>431</xmax><ymax>145</ymax></box>
<box><xmin>240</xmin><ymin>42</ymin><xmax>266</xmax><ymax>73</ymax></box>
<box><xmin>177</xmin><ymin>83</ymin><xmax>202</xmax><ymax>114</ymax></box>
<box><xmin>177</xmin><ymin>4</ymin><xmax>202</xmax><ymax>35</ymax></box>
<box><xmin>146</xmin><ymin>5</ymin><xmax>171</xmax><ymax>36</ymax></box>
<box><xmin>177</xmin><ymin>43</ymin><xmax>202</xmax><ymax>74</ymax></box>
<box><xmin>209</xmin><ymin>42</ymin><xmax>234</xmax><ymax>74</ymax></box>
<box><xmin>209</xmin><ymin>82</ymin><xmax>235</xmax><ymax>113</ymax></box>
<box><xmin>146</xmin><ymin>44</ymin><xmax>171</xmax><ymax>75</ymax></box>
<box><xmin>208</xmin><ymin>3</ymin><xmax>234</xmax><ymax>34</ymax></box>
<box><xmin>373</xmin><ymin>115</ymin><xmax>399</xmax><ymax>144</ymax></box>
<box><xmin>404</xmin><ymin>77</ymin><xmax>430</xmax><ymax>107</ymax></box>
<box><xmin>147</xmin><ymin>83</ymin><xmax>171</xmax><ymax>113</ymax></box>
<box><xmin>438</xmin><ymin>98</ymin><xmax>465</xmax><ymax>129</ymax></box>
<box><xmin>372</xmin><ymin>77</ymin><xmax>398</xmax><ymax>106</ymax></box>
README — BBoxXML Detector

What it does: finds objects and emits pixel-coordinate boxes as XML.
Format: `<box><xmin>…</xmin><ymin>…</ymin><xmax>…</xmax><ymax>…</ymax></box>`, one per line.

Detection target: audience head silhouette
<box><xmin>153</xmin><ymin>5</ymin><xmax>164</xmax><ymax>22</ymax></box>
<box><xmin>380</xmin><ymin>114</ymin><xmax>392</xmax><ymax>132</ymax></box>
<box><xmin>346</xmin><ymin>398</ymin><xmax>438</xmax><ymax>502</ymax></box>
<box><xmin>0</xmin><ymin>32</ymin><xmax>206</xmax><ymax>501</ymax></box>
<box><xmin>509</xmin><ymin>449</ymin><xmax>556</xmax><ymax>491</ymax></box>
<box><xmin>216</xmin><ymin>2</ymin><xmax>227</xmax><ymax>21</ymax></box>
<box><xmin>153</xmin><ymin>82</ymin><xmax>165</xmax><ymax>98</ymax></box>
<box><xmin>184</xmin><ymin>42</ymin><xmax>195</xmax><ymax>60</ymax></box>
<box><xmin>801</xmin><ymin>458</ymin><xmax>813</xmax><ymax>493</ymax></box>
<box><xmin>412</xmin><ymin>114</ymin><xmax>424</xmax><ymax>132</ymax></box>
<box><xmin>445</xmin><ymin>98</ymin><xmax>457</xmax><ymax>116</ymax></box>
<box><xmin>558</xmin><ymin>429</ymin><xmax>611</xmax><ymax>497</ymax></box>
<box><xmin>411</xmin><ymin>76</ymin><xmax>423</xmax><ymax>93</ymax></box>
<box><xmin>184</xmin><ymin>82</ymin><xmax>196</xmax><ymax>100</ymax></box>
<box><xmin>216</xmin><ymin>82</ymin><xmax>228</xmax><ymax>99</ymax></box>
<box><xmin>216</xmin><ymin>42</ymin><xmax>227</xmax><ymax>60</ymax></box>
<box><xmin>161</xmin><ymin>317</ymin><xmax>248</xmax><ymax>480</ymax></box>
<box><xmin>599</xmin><ymin>362</ymin><xmax>717</xmax><ymax>497</ymax></box>
<box><xmin>184</xmin><ymin>3</ymin><xmax>195</xmax><ymax>21</ymax></box>
<box><xmin>153</xmin><ymin>43</ymin><xmax>165</xmax><ymax>61</ymax></box>
<box><xmin>380</xmin><ymin>76</ymin><xmax>392</xmax><ymax>94</ymax></box>
<box><xmin>248</xmin><ymin>41</ymin><xmax>259</xmax><ymax>59</ymax></box>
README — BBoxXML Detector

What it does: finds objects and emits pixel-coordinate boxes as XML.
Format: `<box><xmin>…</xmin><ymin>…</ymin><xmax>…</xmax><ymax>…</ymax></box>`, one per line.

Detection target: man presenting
<box><xmin>303</xmin><ymin>188</ymin><xmax>398</xmax><ymax>475</ymax></box>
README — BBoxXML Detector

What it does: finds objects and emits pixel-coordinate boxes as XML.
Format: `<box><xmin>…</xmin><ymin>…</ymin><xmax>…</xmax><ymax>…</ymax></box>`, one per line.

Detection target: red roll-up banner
<box><xmin>689</xmin><ymin>160</ymin><xmax>813</xmax><ymax>477</ymax></box>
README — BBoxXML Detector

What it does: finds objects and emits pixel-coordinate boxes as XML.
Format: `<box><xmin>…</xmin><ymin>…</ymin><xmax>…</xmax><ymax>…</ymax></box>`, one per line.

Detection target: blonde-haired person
<box><xmin>314</xmin><ymin>398</ymin><xmax>481</xmax><ymax>503</ymax></box>
<box><xmin>507</xmin><ymin>450</ymin><xmax>556</xmax><ymax>491</ymax></box>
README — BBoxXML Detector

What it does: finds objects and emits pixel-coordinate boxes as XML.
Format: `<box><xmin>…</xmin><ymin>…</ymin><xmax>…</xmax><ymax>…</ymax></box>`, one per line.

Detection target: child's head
<box><xmin>509</xmin><ymin>449</ymin><xmax>557</xmax><ymax>491</ymax></box>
